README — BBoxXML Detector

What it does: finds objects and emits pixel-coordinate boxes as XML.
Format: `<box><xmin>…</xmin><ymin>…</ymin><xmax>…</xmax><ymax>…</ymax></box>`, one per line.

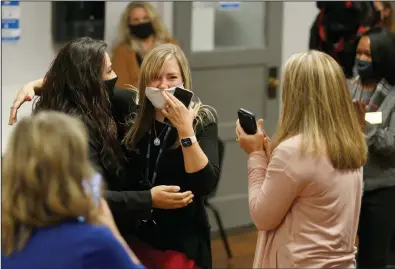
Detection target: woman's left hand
<box><xmin>236</xmin><ymin>119</ymin><xmax>267</xmax><ymax>155</ymax></box>
<box><xmin>161</xmin><ymin>90</ymin><xmax>195</xmax><ymax>136</ymax></box>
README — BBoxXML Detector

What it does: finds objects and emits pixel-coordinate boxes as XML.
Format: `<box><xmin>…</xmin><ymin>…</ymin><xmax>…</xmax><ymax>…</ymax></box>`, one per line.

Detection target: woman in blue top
<box><xmin>2</xmin><ymin>111</ymin><xmax>144</xmax><ymax>269</ymax></box>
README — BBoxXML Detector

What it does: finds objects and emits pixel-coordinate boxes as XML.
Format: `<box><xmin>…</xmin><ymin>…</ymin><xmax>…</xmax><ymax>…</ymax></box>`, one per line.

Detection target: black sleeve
<box><xmin>88</xmin><ymin>141</ymin><xmax>153</xmax><ymax>220</ymax></box>
<box><xmin>112</xmin><ymin>87</ymin><xmax>139</xmax><ymax>120</ymax></box>
<box><xmin>184</xmin><ymin>120</ymin><xmax>220</xmax><ymax>197</ymax></box>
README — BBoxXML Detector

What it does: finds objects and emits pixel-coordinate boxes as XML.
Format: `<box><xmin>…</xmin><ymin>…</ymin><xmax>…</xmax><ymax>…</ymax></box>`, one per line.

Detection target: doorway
<box><xmin>172</xmin><ymin>1</ymin><xmax>284</xmax><ymax>230</ymax></box>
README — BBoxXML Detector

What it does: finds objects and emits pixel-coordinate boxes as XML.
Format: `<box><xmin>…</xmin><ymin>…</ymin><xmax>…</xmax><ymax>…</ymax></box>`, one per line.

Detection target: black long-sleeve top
<box><xmin>125</xmin><ymin>113</ymin><xmax>220</xmax><ymax>269</ymax></box>
<box><xmin>89</xmin><ymin>87</ymin><xmax>220</xmax><ymax>268</ymax></box>
<box><xmin>88</xmin><ymin>88</ymin><xmax>154</xmax><ymax>234</ymax></box>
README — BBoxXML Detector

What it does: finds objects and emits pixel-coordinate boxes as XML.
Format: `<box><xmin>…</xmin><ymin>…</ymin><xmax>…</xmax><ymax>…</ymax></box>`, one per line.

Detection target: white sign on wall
<box><xmin>2</xmin><ymin>0</ymin><xmax>21</xmax><ymax>42</ymax></box>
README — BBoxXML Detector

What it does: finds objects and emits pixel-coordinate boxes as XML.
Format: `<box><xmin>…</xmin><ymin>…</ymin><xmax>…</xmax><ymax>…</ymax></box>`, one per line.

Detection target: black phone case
<box><xmin>238</xmin><ymin>108</ymin><xmax>257</xmax><ymax>135</ymax></box>
<box><xmin>164</xmin><ymin>88</ymin><xmax>194</xmax><ymax>126</ymax></box>
<box><xmin>174</xmin><ymin>87</ymin><xmax>193</xmax><ymax>108</ymax></box>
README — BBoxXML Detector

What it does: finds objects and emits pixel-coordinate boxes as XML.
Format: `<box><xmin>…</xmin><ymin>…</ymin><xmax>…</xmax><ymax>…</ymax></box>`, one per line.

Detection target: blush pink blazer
<box><xmin>248</xmin><ymin>135</ymin><xmax>363</xmax><ymax>268</ymax></box>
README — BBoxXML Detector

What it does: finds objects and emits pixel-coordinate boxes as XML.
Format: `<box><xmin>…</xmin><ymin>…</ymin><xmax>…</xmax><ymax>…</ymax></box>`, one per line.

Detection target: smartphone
<box><xmin>82</xmin><ymin>173</ymin><xmax>102</xmax><ymax>207</ymax></box>
<box><xmin>238</xmin><ymin>108</ymin><xmax>257</xmax><ymax>135</ymax></box>
<box><xmin>164</xmin><ymin>87</ymin><xmax>194</xmax><ymax>125</ymax></box>
<box><xmin>174</xmin><ymin>87</ymin><xmax>194</xmax><ymax>108</ymax></box>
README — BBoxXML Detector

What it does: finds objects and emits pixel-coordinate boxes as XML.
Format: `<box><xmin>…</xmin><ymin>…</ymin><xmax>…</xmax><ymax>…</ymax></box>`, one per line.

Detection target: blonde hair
<box><xmin>118</xmin><ymin>2</ymin><xmax>171</xmax><ymax>55</ymax></box>
<box><xmin>272</xmin><ymin>50</ymin><xmax>367</xmax><ymax>170</ymax></box>
<box><xmin>2</xmin><ymin>111</ymin><xmax>100</xmax><ymax>256</ymax></box>
<box><xmin>123</xmin><ymin>43</ymin><xmax>216</xmax><ymax>150</ymax></box>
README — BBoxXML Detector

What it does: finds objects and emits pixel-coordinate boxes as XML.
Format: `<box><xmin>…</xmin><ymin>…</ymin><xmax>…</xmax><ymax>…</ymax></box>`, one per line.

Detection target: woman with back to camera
<box><xmin>236</xmin><ymin>50</ymin><xmax>367</xmax><ymax>268</ymax></box>
<box><xmin>112</xmin><ymin>2</ymin><xmax>178</xmax><ymax>88</ymax></box>
<box><xmin>122</xmin><ymin>43</ymin><xmax>220</xmax><ymax>269</ymax></box>
<box><xmin>348</xmin><ymin>27</ymin><xmax>395</xmax><ymax>268</ymax></box>
<box><xmin>2</xmin><ymin>111</ymin><xmax>143</xmax><ymax>269</ymax></box>
<box><xmin>7</xmin><ymin>37</ymin><xmax>194</xmax><ymax>242</ymax></box>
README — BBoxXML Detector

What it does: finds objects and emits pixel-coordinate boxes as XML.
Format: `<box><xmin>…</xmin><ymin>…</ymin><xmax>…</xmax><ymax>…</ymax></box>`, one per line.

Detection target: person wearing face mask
<box><xmin>348</xmin><ymin>27</ymin><xmax>395</xmax><ymax>268</ymax></box>
<box><xmin>8</xmin><ymin>38</ymin><xmax>195</xmax><ymax>248</ymax></box>
<box><xmin>309</xmin><ymin>1</ymin><xmax>373</xmax><ymax>79</ymax></box>
<box><xmin>121</xmin><ymin>43</ymin><xmax>219</xmax><ymax>269</ymax></box>
<box><xmin>112</xmin><ymin>2</ymin><xmax>178</xmax><ymax>89</ymax></box>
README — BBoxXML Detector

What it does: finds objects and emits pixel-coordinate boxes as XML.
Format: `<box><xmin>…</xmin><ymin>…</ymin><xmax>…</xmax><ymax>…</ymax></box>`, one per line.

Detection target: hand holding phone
<box><xmin>237</xmin><ymin>108</ymin><xmax>257</xmax><ymax>135</ymax></box>
<box><xmin>173</xmin><ymin>87</ymin><xmax>194</xmax><ymax>108</ymax></box>
<box><xmin>78</xmin><ymin>173</ymin><xmax>102</xmax><ymax>222</ymax></box>
<box><xmin>164</xmin><ymin>87</ymin><xmax>194</xmax><ymax>126</ymax></box>
<box><xmin>82</xmin><ymin>173</ymin><xmax>102</xmax><ymax>207</ymax></box>
<box><xmin>236</xmin><ymin>112</ymin><xmax>268</xmax><ymax>155</ymax></box>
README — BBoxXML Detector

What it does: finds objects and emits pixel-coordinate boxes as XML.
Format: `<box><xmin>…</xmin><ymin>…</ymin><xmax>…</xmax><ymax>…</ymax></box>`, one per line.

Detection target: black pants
<box><xmin>357</xmin><ymin>186</ymin><xmax>395</xmax><ymax>268</ymax></box>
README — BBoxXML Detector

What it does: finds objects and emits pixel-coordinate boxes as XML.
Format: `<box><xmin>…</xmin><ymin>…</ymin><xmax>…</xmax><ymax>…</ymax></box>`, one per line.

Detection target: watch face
<box><xmin>181</xmin><ymin>138</ymin><xmax>192</xmax><ymax>147</ymax></box>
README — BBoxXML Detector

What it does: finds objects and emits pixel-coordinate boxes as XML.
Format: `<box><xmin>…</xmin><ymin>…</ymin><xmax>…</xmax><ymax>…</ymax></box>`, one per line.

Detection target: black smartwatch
<box><xmin>180</xmin><ymin>135</ymin><xmax>197</xmax><ymax>147</ymax></box>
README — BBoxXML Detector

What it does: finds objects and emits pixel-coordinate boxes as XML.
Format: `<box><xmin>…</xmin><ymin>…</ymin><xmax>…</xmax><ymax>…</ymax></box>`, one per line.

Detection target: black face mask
<box><xmin>129</xmin><ymin>22</ymin><xmax>155</xmax><ymax>39</ymax></box>
<box><xmin>104</xmin><ymin>77</ymin><xmax>118</xmax><ymax>98</ymax></box>
<box><xmin>356</xmin><ymin>59</ymin><xmax>375</xmax><ymax>80</ymax></box>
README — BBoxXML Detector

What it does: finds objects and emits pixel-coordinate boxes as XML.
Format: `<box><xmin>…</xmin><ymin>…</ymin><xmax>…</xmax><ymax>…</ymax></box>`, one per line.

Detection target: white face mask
<box><xmin>145</xmin><ymin>85</ymin><xmax>184</xmax><ymax>109</ymax></box>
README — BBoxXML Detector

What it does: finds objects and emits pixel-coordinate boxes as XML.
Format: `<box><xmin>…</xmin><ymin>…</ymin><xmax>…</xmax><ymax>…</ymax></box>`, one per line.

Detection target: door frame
<box><xmin>172</xmin><ymin>2</ymin><xmax>283</xmax><ymax>69</ymax></box>
<box><xmin>170</xmin><ymin>2</ymin><xmax>284</xmax><ymax>230</ymax></box>
<box><xmin>172</xmin><ymin>2</ymin><xmax>284</xmax><ymax>139</ymax></box>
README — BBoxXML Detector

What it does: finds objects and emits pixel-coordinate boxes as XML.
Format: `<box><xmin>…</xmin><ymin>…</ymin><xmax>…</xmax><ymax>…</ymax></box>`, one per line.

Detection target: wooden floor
<box><xmin>211</xmin><ymin>229</ymin><xmax>395</xmax><ymax>268</ymax></box>
<box><xmin>211</xmin><ymin>229</ymin><xmax>258</xmax><ymax>268</ymax></box>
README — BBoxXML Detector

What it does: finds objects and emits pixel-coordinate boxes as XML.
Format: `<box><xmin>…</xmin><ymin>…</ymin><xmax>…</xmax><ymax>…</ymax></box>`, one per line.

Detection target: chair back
<box><xmin>207</xmin><ymin>138</ymin><xmax>225</xmax><ymax>199</ymax></box>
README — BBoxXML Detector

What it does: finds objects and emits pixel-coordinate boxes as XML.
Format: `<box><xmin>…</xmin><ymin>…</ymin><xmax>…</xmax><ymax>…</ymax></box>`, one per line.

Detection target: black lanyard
<box><xmin>145</xmin><ymin>126</ymin><xmax>172</xmax><ymax>187</ymax></box>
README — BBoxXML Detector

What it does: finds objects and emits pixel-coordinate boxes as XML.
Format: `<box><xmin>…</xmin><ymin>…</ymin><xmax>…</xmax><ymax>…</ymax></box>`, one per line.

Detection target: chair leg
<box><xmin>206</xmin><ymin>201</ymin><xmax>233</xmax><ymax>259</ymax></box>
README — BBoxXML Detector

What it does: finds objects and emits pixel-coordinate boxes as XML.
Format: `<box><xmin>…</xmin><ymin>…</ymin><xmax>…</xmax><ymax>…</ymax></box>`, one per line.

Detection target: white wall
<box><xmin>281</xmin><ymin>2</ymin><xmax>317</xmax><ymax>68</ymax></box>
<box><xmin>1</xmin><ymin>2</ymin><xmax>317</xmax><ymax>152</ymax></box>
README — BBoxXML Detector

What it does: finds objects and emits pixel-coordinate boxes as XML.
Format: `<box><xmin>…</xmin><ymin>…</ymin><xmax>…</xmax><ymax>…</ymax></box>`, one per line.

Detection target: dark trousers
<box><xmin>357</xmin><ymin>186</ymin><xmax>395</xmax><ymax>268</ymax></box>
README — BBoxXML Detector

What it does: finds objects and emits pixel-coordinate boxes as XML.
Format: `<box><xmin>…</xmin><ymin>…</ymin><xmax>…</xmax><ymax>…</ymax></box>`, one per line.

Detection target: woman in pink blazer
<box><xmin>235</xmin><ymin>50</ymin><xmax>367</xmax><ymax>268</ymax></box>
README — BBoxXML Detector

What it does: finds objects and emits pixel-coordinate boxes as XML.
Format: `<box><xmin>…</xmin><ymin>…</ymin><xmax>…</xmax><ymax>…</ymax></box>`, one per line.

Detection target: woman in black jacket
<box><xmin>8</xmin><ymin>37</ymin><xmax>194</xmax><ymax>239</ymax></box>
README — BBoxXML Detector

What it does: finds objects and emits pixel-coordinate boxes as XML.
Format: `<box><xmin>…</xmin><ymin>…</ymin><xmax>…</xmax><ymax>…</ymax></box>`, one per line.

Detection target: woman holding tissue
<box><xmin>349</xmin><ymin>27</ymin><xmax>395</xmax><ymax>268</ymax></box>
<box><xmin>236</xmin><ymin>50</ymin><xmax>367</xmax><ymax>268</ymax></box>
<box><xmin>122</xmin><ymin>43</ymin><xmax>219</xmax><ymax>269</ymax></box>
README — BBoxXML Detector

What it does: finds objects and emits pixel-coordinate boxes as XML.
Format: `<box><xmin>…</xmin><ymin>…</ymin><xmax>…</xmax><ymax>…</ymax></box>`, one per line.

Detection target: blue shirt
<box><xmin>2</xmin><ymin>221</ymin><xmax>145</xmax><ymax>269</ymax></box>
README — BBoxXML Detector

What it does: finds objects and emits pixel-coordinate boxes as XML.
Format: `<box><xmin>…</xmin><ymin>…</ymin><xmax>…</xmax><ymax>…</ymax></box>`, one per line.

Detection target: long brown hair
<box><xmin>33</xmin><ymin>37</ymin><xmax>125</xmax><ymax>175</ymax></box>
<box><xmin>272</xmin><ymin>50</ymin><xmax>367</xmax><ymax>170</ymax></box>
<box><xmin>2</xmin><ymin>111</ymin><xmax>100</xmax><ymax>256</ymax></box>
<box><xmin>123</xmin><ymin>43</ymin><xmax>216</xmax><ymax>150</ymax></box>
